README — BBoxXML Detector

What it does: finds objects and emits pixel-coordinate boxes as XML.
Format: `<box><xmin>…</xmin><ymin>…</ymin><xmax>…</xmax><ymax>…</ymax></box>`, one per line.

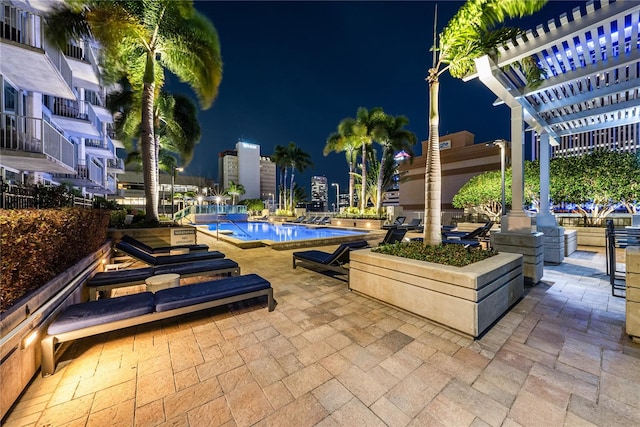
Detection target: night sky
<box><xmin>169</xmin><ymin>0</ymin><xmax>587</xmax><ymax>197</ymax></box>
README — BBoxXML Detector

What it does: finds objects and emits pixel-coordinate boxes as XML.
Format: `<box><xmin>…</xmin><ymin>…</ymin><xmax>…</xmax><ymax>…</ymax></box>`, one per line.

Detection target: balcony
<box><xmin>107</xmin><ymin>158</ymin><xmax>126</xmax><ymax>174</ymax></box>
<box><xmin>53</xmin><ymin>160</ymin><xmax>103</xmax><ymax>189</ymax></box>
<box><xmin>0</xmin><ymin>112</ymin><xmax>75</xmax><ymax>174</ymax></box>
<box><xmin>0</xmin><ymin>4</ymin><xmax>75</xmax><ymax>99</ymax></box>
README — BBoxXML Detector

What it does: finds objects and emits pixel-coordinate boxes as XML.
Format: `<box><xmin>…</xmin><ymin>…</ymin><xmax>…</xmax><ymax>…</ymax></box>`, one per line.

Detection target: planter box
<box><xmin>330</xmin><ymin>219</ymin><xmax>385</xmax><ymax>229</ymax></box>
<box><xmin>564</xmin><ymin>226</ymin><xmax>606</xmax><ymax>247</ymax></box>
<box><xmin>108</xmin><ymin>226</ymin><xmax>197</xmax><ymax>247</ymax></box>
<box><xmin>349</xmin><ymin>249</ymin><xmax>524</xmax><ymax>338</ymax></box>
<box><xmin>626</xmin><ymin>247</ymin><xmax>640</xmax><ymax>343</ymax></box>
<box><xmin>0</xmin><ymin>243</ymin><xmax>110</xmax><ymax>419</ymax></box>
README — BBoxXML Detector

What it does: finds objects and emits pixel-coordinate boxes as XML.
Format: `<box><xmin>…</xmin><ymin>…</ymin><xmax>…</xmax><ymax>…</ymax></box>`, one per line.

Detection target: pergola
<box><xmin>467</xmin><ymin>0</ymin><xmax>640</xmax><ymax>233</ymax></box>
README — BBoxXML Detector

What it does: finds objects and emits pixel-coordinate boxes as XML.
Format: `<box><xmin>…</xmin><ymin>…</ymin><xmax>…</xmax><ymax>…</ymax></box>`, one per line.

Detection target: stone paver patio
<box><xmin>3</xmin><ymin>234</ymin><xmax>640</xmax><ymax>426</ymax></box>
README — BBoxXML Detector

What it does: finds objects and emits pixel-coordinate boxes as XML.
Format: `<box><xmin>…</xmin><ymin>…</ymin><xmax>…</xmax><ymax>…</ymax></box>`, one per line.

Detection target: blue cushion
<box><xmin>88</xmin><ymin>267</ymin><xmax>154</xmax><ymax>287</ymax></box>
<box><xmin>154</xmin><ymin>258</ymin><xmax>239</xmax><ymax>275</ymax></box>
<box><xmin>48</xmin><ymin>292</ymin><xmax>155</xmax><ymax>335</ymax></box>
<box><xmin>115</xmin><ymin>241</ymin><xmax>157</xmax><ymax>264</ymax></box>
<box><xmin>154</xmin><ymin>274</ymin><xmax>270</xmax><ymax>312</ymax></box>
<box><xmin>152</xmin><ymin>250</ymin><xmax>225</xmax><ymax>265</ymax></box>
<box><xmin>293</xmin><ymin>250</ymin><xmax>331</xmax><ymax>264</ymax></box>
<box><xmin>121</xmin><ymin>235</ymin><xmax>209</xmax><ymax>254</ymax></box>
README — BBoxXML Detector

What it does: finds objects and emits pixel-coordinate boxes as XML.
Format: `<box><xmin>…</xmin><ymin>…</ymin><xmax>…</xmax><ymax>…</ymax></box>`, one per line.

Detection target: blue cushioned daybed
<box><xmin>115</xmin><ymin>241</ymin><xmax>224</xmax><ymax>265</ymax></box>
<box><xmin>41</xmin><ymin>274</ymin><xmax>276</xmax><ymax>376</ymax></box>
<box><xmin>87</xmin><ymin>258</ymin><xmax>241</xmax><ymax>300</ymax></box>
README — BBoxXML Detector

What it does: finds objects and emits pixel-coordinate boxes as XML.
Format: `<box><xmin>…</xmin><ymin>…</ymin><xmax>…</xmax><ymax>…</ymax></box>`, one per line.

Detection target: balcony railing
<box><xmin>1</xmin><ymin>4</ymin><xmax>40</xmax><ymax>47</ymax></box>
<box><xmin>107</xmin><ymin>158</ymin><xmax>125</xmax><ymax>170</ymax></box>
<box><xmin>1</xmin><ymin>112</ymin><xmax>75</xmax><ymax>170</ymax></box>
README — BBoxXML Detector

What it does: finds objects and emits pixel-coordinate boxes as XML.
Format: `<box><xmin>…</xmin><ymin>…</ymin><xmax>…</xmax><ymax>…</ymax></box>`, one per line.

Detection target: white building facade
<box><xmin>0</xmin><ymin>0</ymin><xmax>122</xmax><ymax>195</ymax></box>
<box><xmin>218</xmin><ymin>141</ymin><xmax>276</xmax><ymax>203</ymax></box>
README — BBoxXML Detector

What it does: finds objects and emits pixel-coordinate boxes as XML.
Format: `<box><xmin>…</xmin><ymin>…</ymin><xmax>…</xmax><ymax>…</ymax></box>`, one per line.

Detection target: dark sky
<box><xmin>170</xmin><ymin>0</ymin><xmax>586</xmax><ymax>196</ymax></box>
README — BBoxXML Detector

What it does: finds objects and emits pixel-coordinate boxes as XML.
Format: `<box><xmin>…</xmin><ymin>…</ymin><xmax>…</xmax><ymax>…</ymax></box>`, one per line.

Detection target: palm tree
<box><xmin>370</xmin><ymin>112</ymin><xmax>417</xmax><ymax>212</ymax></box>
<box><xmin>46</xmin><ymin>0</ymin><xmax>222</xmax><ymax>224</ymax></box>
<box><xmin>226</xmin><ymin>181</ymin><xmax>245</xmax><ymax>205</ymax></box>
<box><xmin>271</xmin><ymin>145</ymin><xmax>290</xmax><ymax>211</ymax></box>
<box><xmin>326</xmin><ymin>107</ymin><xmax>378</xmax><ymax>213</ymax></box>
<box><xmin>324</xmin><ymin>122</ymin><xmax>359</xmax><ymax>208</ymax></box>
<box><xmin>422</xmin><ymin>0</ymin><xmax>547</xmax><ymax>245</ymax></box>
<box><xmin>286</xmin><ymin>142</ymin><xmax>313</xmax><ymax>211</ymax></box>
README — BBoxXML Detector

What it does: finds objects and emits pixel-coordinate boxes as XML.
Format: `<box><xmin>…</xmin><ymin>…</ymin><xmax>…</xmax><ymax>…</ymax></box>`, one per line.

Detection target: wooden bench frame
<box><xmin>42</xmin><ymin>286</ymin><xmax>274</xmax><ymax>376</ymax></box>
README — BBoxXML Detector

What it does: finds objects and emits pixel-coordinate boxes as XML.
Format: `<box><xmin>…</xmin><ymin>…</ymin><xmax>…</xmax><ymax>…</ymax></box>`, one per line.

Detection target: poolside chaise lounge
<box><xmin>87</xmin><ymin>258</ymin><xmax>241</xmax><ymax>300</ymax></box>
<box><xmin>442</xmin><ymin>221</ymin><xmax>494</xmax><ymax>243</ymax></box>
<box><xmin>382</xmin><ymin>216</ymin><xmax>407</xmax><ymax>229</ymax></box>
<box><xmin>399</xmin><ymin>218</ymin><xmax>422</xmax><ymax>231</ymax></box>
<box><xmin>379</xmin><ymin>227</ymin><xmax>407</xmax><ymax>245</ymax></box>
<box><xmin>115</xmin><ymin>240</ymin><xmax>225</xmax><ymax>266</ymax></box>
<box><xmin>41</xmin><ymin>274</ymin><xmax>276</xmax><ymax>376</ymax></box>
<box><xmin>120</xmin><ymin>234</ymin><xmax>209</xmax><ymax>254</ymax></box>
<box><xmin>292</xmin><ymin>240</ymin><xmax>369</xmax><ymax>278</ymax></box>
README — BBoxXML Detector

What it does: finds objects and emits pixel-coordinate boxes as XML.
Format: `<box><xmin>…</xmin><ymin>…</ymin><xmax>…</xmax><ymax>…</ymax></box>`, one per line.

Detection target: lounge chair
<box><xmin>399</xmin><ymin>218</ymin><xmax>422</xmax><ymax>231</ymax></box>
<box><xmin>115</xmin><ymin>241</ymin><xmax>224</xmax><ymax>266</ymax></box>
<box><xmin>443</xmin><ymin>221</ymin><xmax>494</xmax><ymax>242</ymax></box>
<box><xmin>121</xmin><ymin>234</ymin><xmax>209</xmax><ymax>254</ymax></box>
<box><xmin>315</xmin><ymin>216</ymin><xmax>331</xmax><ymax>225</ymax></box>
<box><xmin>288</xmin><ymin>215</ymin><xmax>306</xmax><ymax>223</ymax></box>
<box><xmin>380</xmin><ymin>227</ymin><xmax>407</xmax><ymax>245</ymax></box>
<box><xmin>302</xmin><ymin>216</ymin><xmax>319</xmax><ymax>224</ymax></box>
<box><xmin>382</xmin><ymin>216</ymin><xmax>407</xmax><ymax>229</ymax></box>
<box><xmin>292</xmin><ymin>240</ymin><xmax>369</xmax><ymax>278</ymax></box>
<box><xmin>87</xmin><ymin>258</ymin><xmax>241</xmax><ymax>300</ymax></box>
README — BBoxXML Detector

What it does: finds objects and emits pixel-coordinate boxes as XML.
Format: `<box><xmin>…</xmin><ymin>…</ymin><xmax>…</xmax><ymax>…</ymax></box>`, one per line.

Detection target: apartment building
<box><xmin>310</xmin><ymin>175</ymin><xmax>328</xmax><ymax>212</ymax></box>
<box><xmin>0</xmin><ymin>0</ymin><xmax>122</xmax><ymax>195</ymax></box>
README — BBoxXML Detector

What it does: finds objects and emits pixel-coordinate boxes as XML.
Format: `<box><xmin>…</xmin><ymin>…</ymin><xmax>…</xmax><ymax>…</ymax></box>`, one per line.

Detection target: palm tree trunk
<box><xmin>361</xmin><ymin>144</ymin><xmax>367</xmax><ymax>213</ymax></box>
<box><xmin>348</xmin><ymin>159</ymin><xmax>355</xmax><ymax>208</ymax></box>
<box><xmin>282</xmin><ymin>168</ymin><xmax>289</xmax><ymax>211</ymax></box>
<box><xmin>141</xmin><ymin>53</ymin><xmax>159</xmax><ymax>223</ymax></box>
<box><xmin>376</xmin><ymin>145</ymin><xmax>389</xmax><ymax>212</ymax></box>
<box><xmin>423</xmin><ymin>79</ymin><xmax>441</xmax><ymax>246</ymax></box>
<box><xmin>289</xmin><ymin>169</ymin><xmax>295</xmax><ymax>211</ymax></box>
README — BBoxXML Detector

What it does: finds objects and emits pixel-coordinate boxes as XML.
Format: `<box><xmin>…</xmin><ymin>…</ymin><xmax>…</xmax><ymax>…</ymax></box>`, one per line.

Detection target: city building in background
<box><xmin>310</xmin><ymin>175</ymin><xmax>328</xmax><ymax>212</ymax></box>
<box><xmin>218</xmin><ymin>141</ymin><xmax>276</xmax><ymax>203</ymax></box>
<box><xmin>0</xmin><ymin>1</ymin><xmax>122</xmax><ymax>196</ymax></box>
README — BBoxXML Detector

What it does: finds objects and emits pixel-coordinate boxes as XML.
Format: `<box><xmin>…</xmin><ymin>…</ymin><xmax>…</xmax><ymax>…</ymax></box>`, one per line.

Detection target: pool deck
<box><xmin>3</xmin><ymin>234</ymin><xmax>640</xmax><ymax>426</ymax></box>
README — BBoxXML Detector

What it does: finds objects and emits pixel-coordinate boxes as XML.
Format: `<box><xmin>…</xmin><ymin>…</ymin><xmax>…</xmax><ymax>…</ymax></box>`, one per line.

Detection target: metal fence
<box><xmin>0</xmin><ymin>182</ymin><xmax>93</xmax><ymax>210</ymax></box>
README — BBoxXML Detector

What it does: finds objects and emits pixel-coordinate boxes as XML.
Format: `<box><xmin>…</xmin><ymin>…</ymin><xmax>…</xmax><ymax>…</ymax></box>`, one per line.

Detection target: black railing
<box><xmin>1</xmin><ymin>181</ymin><xmax>93</xmax><ymax>209</ymax></box>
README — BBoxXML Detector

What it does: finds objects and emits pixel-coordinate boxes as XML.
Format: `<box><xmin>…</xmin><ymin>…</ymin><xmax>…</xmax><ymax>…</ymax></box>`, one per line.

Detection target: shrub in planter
<box><xmin>0</xmin><ymin>208</ymin><xmax>110</xmax><ymax>312</ymax></box>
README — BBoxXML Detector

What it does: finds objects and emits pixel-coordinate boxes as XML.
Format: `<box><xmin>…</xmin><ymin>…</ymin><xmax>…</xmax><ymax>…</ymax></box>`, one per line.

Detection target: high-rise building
<box><xmin>0</xmin><ymin>1</ymin><xmax>121</xmax><ymax>195</ymax></box>
<box><xmin>218</xmin><ymin>141</ymin><xmax>275</xmax><ymax>202</ymax></box>
<box><xmin>311</xmin><ymin>176</ymin><xmax>328</xmax><ymax>211</ymax></box>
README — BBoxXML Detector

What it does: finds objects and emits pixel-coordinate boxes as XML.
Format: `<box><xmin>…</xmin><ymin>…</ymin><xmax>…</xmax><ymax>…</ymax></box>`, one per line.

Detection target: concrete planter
<box><xmin>108</xmin><ymin>226</ymin><xmax>198</xmax><ymax>247</ymax></box>
<box><xmin>330</xmin><ymin>219</ymin><xmax>385</xmax><ymax>229</ymax></box>
<box><xmin>563</xmin><ymin>226</ymin><xmax>606</xmax><ymax>247</ymax></box>
<box><xmin>626</xmin><ymin>247</ymin><xmax>640</xmax><ymax>343</ymax></box>
<box><xmin>349</xmin><ymin>249</ymin><xmax>524</xmax><ymax>338</ymax></box>
<box><xmin>0</xmin><ymin>243</ymin><xmax>111</xmax><ymax>419</ymax></box>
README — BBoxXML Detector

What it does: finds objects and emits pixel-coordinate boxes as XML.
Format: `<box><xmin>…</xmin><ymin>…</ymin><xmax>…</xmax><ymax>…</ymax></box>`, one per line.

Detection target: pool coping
<box><xmin>195</xmin><ymin>224</ymin><xmax>382</xmax><ymax>250</ymax></box>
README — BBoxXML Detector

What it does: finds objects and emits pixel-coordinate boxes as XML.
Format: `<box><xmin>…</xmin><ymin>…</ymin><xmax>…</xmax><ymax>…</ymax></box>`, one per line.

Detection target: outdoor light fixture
<box><xmin>486</xmin><ymin>139</ymin><xmax>508</xmax><ymax>217</ymax></box>
<box><xmin>21</xmin><ymin>329</ymin><xmax>39</xmax><ymax>350</ymax></box>
<box><xmin>331</xmin><ymin>183</ymin><xmax>340</xmax><ymax>212</ymax></box>
<box><xmin>171</xmin><ymin>166</ymin><xmax>184</xmax><ymax>220</ymax></box>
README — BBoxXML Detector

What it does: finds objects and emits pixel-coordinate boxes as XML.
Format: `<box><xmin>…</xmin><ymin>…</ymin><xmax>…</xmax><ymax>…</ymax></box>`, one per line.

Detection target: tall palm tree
<box><xmin>423</xmin><ymin>0</ymin><xmax>547</xmax><ymax>245</ymax></box>
<box><xmin>285</xmin><ymin>142</ymin><xmax>313</xmax><ymax>211</ymax></box>
<box><xmin>370</xmin><ymin>112</ymin><xmax>417</xmax><ymax>211</ymax></box>
<box><xmin>271</xmin><ymin>145</ymin><xmax>291</xmax><ymax>211</ymax></box>
<box><xmin>324</xmin><ymin>121</ymin><xmax>359</xmax><ymax>208</ymax></box>
<box><xmin>46</xmin><ymin>0</ymin><xmax>222</xmax><ymax>223</ymax></box>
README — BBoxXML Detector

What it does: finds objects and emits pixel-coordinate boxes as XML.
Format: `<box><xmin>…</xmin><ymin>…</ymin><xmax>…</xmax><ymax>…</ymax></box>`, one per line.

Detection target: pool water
<box><xmin>206</xmin><ymin>221</ymin><xmax>366</xmax><ymax>242</ymax></box>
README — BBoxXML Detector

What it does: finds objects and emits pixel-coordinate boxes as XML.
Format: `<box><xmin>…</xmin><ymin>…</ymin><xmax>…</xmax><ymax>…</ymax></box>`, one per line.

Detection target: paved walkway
<box><xmin>4</xmin><ymin>237</ymin><xmax>640</xmax><ymax>426</ymax></box>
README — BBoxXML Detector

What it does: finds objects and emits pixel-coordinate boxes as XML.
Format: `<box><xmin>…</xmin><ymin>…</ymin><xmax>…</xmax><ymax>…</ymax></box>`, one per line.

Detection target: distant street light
<box><xmin>331</xmin><ymin>183</ymin><xmax>340</xmax><ymax>212</ymax></box>
<box><xmin>486</xmin><ymin>139</ymin><xmax>508</xmax><ymax>217</ymax></box>
<box><xmin>171</xmin><ymin>166</ymin><xmax>184</xmax><ymax>220</ymax></box>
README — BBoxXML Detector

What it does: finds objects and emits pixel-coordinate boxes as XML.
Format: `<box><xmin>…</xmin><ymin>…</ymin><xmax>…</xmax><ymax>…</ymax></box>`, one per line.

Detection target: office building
<box><xmin>218</xmin><ymin>141</ymin><xmax>276</xmax><ymax>202</ymax></box>
<box><xmin>311</xmin><ymin>175</ymin><xmax>328</xmax><ymax>211</ymax></box>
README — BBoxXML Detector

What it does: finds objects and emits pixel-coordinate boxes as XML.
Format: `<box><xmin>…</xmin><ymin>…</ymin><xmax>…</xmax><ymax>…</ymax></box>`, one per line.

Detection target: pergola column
<box><xmin>502</xmin><ymin>105</ymin><xmax>531</xmax><ymax>234</ymax></box>
<box><xmin>536</xmin><ymin>131</ymin><xmax>565</xmax><ymax>264</ymax></box>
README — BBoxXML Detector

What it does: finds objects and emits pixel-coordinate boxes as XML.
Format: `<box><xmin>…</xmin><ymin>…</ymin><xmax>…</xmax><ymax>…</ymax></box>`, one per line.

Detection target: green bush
<box><xmin>373</xmin><ymin>242</ymin><xmax>497</xmax><ymax>267</ymax></box>
<box><xmin>0</xmin><ymin>208</ymin><xmax>111</xmax><ymax>312</ymax></box>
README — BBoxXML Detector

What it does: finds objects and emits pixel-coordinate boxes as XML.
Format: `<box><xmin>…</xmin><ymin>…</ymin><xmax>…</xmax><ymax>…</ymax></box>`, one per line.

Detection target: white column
<box><xmin>537</xmin><ymin>132</ymin><xmax>557</xmax><ymax>227</ymax></box>
<box><xmin>502</xmin><ymin>105</ymin><xmax>532</xmax><ymax>233</ymax></box>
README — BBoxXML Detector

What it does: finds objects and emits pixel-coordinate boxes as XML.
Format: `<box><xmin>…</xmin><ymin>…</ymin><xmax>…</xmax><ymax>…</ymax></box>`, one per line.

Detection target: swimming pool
<box><xmin>207</xmin><ymin>221</ymin><xmax>366</xmax><ymax>241</ymax></box>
